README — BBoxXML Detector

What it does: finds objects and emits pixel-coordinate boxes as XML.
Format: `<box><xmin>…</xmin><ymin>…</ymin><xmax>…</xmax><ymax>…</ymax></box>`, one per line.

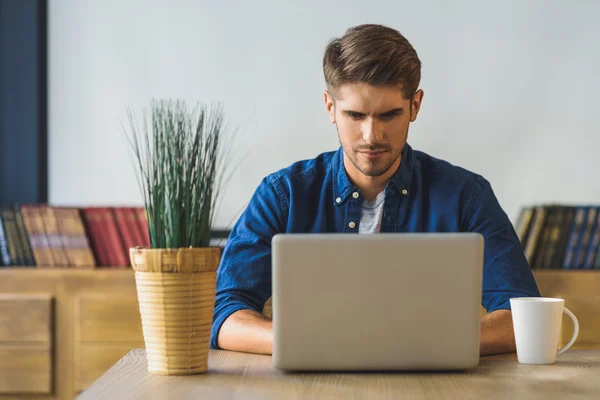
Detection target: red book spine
<box><xmin>135</xmin><ymin>207</ymin><xmax>151</xmax><ymax>247</ymax></box>
<box><xmin>99</xmin><ymin>208</ymin><xmax>128</xmax><ymax>267</ymax></box>
<box><xmin>125</xmin><ymin>207</ymin><xmax>146</xmax><ymax>248</ymax></box>
<box><xmin>82</xmin><ymin>208</ymin><xmax>110</xmax><ymax>266</ymax></box>
<box><xmin>113</xmin><ymin>208</ymin><xmax>137</xmax><ymax>266</ymax></box>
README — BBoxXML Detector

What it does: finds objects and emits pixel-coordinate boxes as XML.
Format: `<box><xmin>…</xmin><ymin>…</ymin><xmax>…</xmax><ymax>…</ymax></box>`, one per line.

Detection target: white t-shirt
<box><xmin>358</xmin><ymin>191</ymin><xmax>385</xmax><ymax>234</ymax></box>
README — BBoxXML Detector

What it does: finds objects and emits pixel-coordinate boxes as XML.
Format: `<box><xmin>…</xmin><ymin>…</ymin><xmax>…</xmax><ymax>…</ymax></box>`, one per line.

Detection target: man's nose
<box><xmin>362</xmin><ymin>118</ymin><xmax>384</xmax><ymax>144</ymax></box>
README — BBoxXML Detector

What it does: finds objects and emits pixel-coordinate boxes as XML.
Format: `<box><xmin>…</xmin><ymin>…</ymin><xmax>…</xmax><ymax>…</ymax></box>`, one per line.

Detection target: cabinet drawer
<box><xmin>0</xmin><ymin>294</ymin><xmax>52</xmax><ymax>342</ymax></box>
<box><xmin>0</xmin><ymin>346</ymin><xmax>52</xmax><ymax>393</ymax></box>
<box><xmin>75</xmin><ymin>294</ymin><xmax>143</xmax><ymax>342</ymax></box>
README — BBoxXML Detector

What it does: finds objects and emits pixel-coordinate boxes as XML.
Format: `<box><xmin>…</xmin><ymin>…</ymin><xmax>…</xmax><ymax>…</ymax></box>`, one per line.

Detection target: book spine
<box><xmin>0</xmin><ymin>209</ymin><xmax>12</xmax><ymax>266</ymax></box>
<box><xmin>515</xmin><ymin>207</ymin><xmax>534</xmax><ymax>248</ymax></box>
<box><xmin>551</xmin><ymin>207</ymin><xmax>575</xmax><ymax>269</ymax></box>
<box><xmin>594</xmin><ymin>241</ymin><xmax>600</xmax><ymax>269</ymax></box>
<box><xmin>2</xmin><ymin>208</ymin><xmax>25</xmax><ymax>265</ymax></box>
<box><xmin>562</xmin><ymin>207</ymin><xmax>587</xmax><ymax>269</ymax></box>
<box><xmin>576</xmin><ymin>207</ymin><xmax>598</xmax><ymax>269</ymax></box>
<box><xmin>524</xmin><ymin>206</ymin><xmax>548</xmax><ymax>267</ymax></box>
<box><xmin>125</xmin><ymin>207</ymin><xmax>146</xmax><ymax>248</ymax></box>
<box><xmin>99</xmin><ymin>208</ymin><xmax>128</xmax><ymax>267</ymax></box>
<box><xmin>55</xmin><ymin>208</ymin><xmax>97</xmax><ymax>268</ymax></box>
<box><xmin>20</xmin><ymin>205</ymin><xmax>55</xmax><ymax>267</ymax></box>
<box><xmin>135</xmin><ymin>207</ymin><xmax>151</xmax><ymax>247</ymax></box>
<box><xmin>113</xmin><ymin>208</ymin><xmax>138</xmax><ymax>263</ymax></box>
<box><xmin>535</xmin><ymin>206</ymin><xmax>557</xmax><ymax>269</ymax></box>
<box><xmin>82</xmin><ymin>208</ymin><xmax>111</xmax><ymax>266</ymax></box>
<box><xmin>13</xmin><ymin>206</ymin><xmax>36</xmax><ymax>265</ymax></box>
<box><xmin>40</xmin><ymin>206</ymin><xmax>70</xmax><ymax>267</ymax></box>
<box><xmin>585</xmin><ymin>208</ymin><xmax>600</xmax><ymax>269</ymax></box>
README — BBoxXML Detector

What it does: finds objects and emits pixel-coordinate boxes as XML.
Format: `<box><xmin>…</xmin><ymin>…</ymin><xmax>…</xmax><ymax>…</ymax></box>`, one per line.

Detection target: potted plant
<box><xmin>124</xmin><ymin>99</ymin><xmax>230</xmax><ymax>375</ymax></box>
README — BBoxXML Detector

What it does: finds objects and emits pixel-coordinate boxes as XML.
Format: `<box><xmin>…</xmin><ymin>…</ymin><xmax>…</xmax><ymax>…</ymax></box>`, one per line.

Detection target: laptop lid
<box><xmin>272</xmin><ymin>233</ymin><xmax>483</xmax><ymax>371</ymax></box>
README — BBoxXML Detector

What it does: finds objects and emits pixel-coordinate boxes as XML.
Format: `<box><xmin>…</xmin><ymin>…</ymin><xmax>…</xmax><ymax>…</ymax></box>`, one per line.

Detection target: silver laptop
<box><xmin>271</xmin><ymin>233</ymin><xmax>484</xmax><ymax>371</ymax></box>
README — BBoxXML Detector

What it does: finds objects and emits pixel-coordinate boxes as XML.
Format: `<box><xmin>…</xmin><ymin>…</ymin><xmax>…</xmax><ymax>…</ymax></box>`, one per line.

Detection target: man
<box><xmin>211</xmin><ymin>24</ymin><xmax>540</xmax><ymax>356</ymax></box>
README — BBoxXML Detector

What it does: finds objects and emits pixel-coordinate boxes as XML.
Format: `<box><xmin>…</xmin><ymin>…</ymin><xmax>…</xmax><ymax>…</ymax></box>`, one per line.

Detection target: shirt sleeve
<box><xmin>463</xmin><ymin>175</ymin><xmax>541</xmax><ymax>313</ymax></box>
<box><xmin>210</xmin><ymin>176</ymin><xmax>286</xmax><ymax>349</ymax></box>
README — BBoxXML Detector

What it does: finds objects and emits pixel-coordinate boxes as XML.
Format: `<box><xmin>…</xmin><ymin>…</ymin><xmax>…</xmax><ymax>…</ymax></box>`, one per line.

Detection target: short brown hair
<box><xmin>323</xmin><ymin>24</ymin><xmax>421</xmax><ymax>100</ymax></box>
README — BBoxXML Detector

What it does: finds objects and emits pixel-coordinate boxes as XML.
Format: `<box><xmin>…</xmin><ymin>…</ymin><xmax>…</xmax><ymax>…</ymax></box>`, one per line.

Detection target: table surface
<box><xmin>77</xmin><ymin>349</ymin><xmax>600</xmax><ymax>400</ymax></box>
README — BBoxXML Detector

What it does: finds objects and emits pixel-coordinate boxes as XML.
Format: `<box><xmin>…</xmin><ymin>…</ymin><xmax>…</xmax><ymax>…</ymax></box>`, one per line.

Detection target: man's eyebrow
<box><xmin>342</xmin><ymin>108</ymin><xmax>404</xmax><ymax>117</ymax></box>
<box><xmin>377</xmin><ymin>107</ymin><xmax>404</xmax><ymax>116</ymax></box>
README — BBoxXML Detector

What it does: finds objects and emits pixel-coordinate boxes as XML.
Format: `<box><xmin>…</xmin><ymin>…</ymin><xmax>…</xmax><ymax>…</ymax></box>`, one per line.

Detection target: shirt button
<box><xmin>402</xmin><ymin>189</ymin><xmax>408</xmax><ymax>195</ymax></box>
<box><xmin>349</xmin><ymin>221</ymin><xmax>356</xmax><ymax>229</ymax></box>
<box><xmin>352</xmin><ymin>192</ymin><xmax>359</xmax><ymax>199</ymax></box>
<box><xmin>336</xmin><ymin>197</ymin><xmax>342</xmax><ymax>203</ymax></box>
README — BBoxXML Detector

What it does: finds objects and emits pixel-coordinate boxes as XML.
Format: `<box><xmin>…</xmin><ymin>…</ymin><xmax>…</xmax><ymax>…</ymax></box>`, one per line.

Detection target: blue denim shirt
<box><xmin>211</xmin><ymin>143</ymin><xmax>541</xmax><ymax>349</ymax></box>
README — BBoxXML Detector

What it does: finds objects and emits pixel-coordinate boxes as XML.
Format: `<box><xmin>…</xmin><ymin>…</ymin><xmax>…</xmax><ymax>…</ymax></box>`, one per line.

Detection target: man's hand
<box><xmin>480</xmin><ymin>309</ymin><xmax>516</xmax><ymax>356</ymax></box>
<box><xmin>217</xmin><ymin>309</ymin><xmax>274</xmax><ymax>354</ymax></box>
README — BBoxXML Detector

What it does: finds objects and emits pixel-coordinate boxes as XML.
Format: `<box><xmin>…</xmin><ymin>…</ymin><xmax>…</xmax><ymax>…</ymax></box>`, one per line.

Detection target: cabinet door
<box><xmin>0</xmin><ymin>294</ymin><xmax>53</xmax><ymax>394</ymax></box>
<box><xmin>74</xmin><ymin>294</ymin><xmax>145</xmax><ymax>392</ymax></box>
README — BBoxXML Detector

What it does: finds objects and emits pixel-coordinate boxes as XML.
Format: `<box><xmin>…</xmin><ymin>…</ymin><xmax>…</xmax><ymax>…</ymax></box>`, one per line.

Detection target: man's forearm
<box><xmin>480</xmin><ymin>309</ymin><xmax>516</xmax><ymax>356</ymax></box>
<box><xmin>217</xmin><ymin>309</ymin><xmax>274</xmax><ymax>354</ymax></box>
<box><xmin>217</xmin><ymin>308</ymin><xmax>514</xmax><ymax>357</ymax></box>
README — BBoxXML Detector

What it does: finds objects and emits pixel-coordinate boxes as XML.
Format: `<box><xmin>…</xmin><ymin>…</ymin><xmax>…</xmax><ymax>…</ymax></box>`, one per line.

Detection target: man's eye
<box><xmin>380</xmin><ymin>113</ymin><xmax>400</xmax><ymax>121</ymax></box>
<box><xmin>348</xmin><ymin>113</ymin><xmax>364</xmax><ymax>119</ymax></box>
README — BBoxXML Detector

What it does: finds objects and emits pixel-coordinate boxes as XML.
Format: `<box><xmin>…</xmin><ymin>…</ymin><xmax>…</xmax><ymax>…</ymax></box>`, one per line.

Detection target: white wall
<box><xmin>49</xmin><ymin>0</ymin><xmax>600</xmax><ymax>229</ymax></box>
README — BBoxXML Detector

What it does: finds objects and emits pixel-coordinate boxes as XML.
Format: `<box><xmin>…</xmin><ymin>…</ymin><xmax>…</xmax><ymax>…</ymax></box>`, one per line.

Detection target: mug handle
<box><xmin>557</xmin><ymin>307</ymin><xmax>579</xmax><ymax>356</ymax></box>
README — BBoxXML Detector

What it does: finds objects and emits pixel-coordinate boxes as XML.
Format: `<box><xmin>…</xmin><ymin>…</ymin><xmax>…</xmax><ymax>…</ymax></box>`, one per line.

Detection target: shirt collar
<box><xmin>332</xmin><ymin>143</ymin><xmax>415</xmax><ymax>206</ymax></box>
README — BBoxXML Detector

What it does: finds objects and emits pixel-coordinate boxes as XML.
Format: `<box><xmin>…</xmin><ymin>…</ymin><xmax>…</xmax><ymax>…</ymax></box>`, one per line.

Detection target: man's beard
<box><xmin>337</xmin><ymin>131</ymin><xmax>403</xmax><ymax>177</ymax></box>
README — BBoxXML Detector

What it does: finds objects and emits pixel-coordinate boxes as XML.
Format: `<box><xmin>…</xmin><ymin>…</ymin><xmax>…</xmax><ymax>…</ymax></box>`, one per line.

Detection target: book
<box><xmin>21</xmin><ymin>205</ymin><xmax>55</xmax><ymax>267</ymax></box>
<box><xmin>113</xmin><ymin>207</ymin><xmax>139</xmax><ymax>263</ymax></box>
<box><xmin>135</xmin><ymin>208</ymin><xmax>151</xmax><ymax>247</ymax></box>
<box><xmin>0</xmin><ymin>211</ymin><xmax>11</xmax><ymax>266</ymax></box>
<box><xmin>40</xmin><ymin>205</ymin><xmax>70</xmax><ymax>266</ymax></box>
<box><xmin>524</xmin><ymin>206</ymin><xmax>549</xmax><ymax>267</ymax></box>
<box><xmin>514</xmin><ymin>206</ymin><xmax>535</xmax><ymax>248</ymax></box>
<box><xmin>550</xmin><ymin>207</ymin><xmax>575</xmax><ymax>269</ymax></box>
<box><xmin>562</xmin><ymin>207</ymin><xmax>588</xmax><ymax>269</ymax></box>
<box><xmin>98</xmin><ymin>208</ymin><xmax>128</xmax><ymax>267</ymax></box>
<box><xmin>584</xmin><ymin>209</ymin><xmax>600</xmax><ymax>269</ymax></box>
<box><xmin>54</xmin><ymin>207</ymin><xmax>96</xmax><ymax>268</ymax></box>
<box><xmin>13</xmin><ymin>205</ymin><xmax>36</xmax><ymax>265</ymax></box>
<box><xmin>82</xmin><ymin>208</ymin><xmax>111</xmax><ymax>266</ymax></box>
<box><xmin>1</xmin><ymin>207</ymin><xmax>25</xmax><ymax>265</ymax></box>
<box><xmin>575</xmin><ymin>207</ymin><xmax>598</xmax><ymax>269</ymax></box>
<box><xmin>534</xmin><ymin>206</ymin><xmax>559</xmax><ymax>269</ymax></box>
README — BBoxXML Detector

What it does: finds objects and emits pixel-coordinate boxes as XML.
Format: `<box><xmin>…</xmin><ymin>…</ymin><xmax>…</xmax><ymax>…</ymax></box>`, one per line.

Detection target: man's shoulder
<box><xmin>413</xmin><ymin>149</ymin><xmax>484</xmax><ymax>185</ymax></box>
<box><xmin>265</xmin><ymin>148</ymin><xmax>338</xmax><ymax>185</ymax></box>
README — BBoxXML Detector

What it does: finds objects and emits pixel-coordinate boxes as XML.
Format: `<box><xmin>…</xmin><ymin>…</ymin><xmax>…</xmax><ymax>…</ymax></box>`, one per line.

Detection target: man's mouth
<box><xmin>359</xmin><ymin>150</ymin><xmax>387</xmax><ymax>159</ymax></box>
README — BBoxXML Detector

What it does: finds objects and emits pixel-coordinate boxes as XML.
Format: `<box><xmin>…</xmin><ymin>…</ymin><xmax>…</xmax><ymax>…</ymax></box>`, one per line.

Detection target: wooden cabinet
<box><xmin>0</xmin><ymin>269</ymin><xmax>597</xmax><ymax>400</ymax></box>
<box><xmin>533</xmin><ymin>270</ymin><xmax>600</xmax><ymax>350</ymax></box>
<box><xmin>0</xmin><ymin>294</ymin><xmax>52</xmax><ymax>394</ymax></box>
<box><xmin>74</xmin><ymin>294</ymin><xmax>144</xmax><ymax>392</ymax></box>
<box><xmin>0</xmin><ymin>269</ymin><xmax>143</xmax><ymax>400</ymax></box>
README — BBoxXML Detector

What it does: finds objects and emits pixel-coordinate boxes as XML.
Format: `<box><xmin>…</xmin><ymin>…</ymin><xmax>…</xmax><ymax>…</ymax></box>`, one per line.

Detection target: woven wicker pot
<box><xmin>129</xmin><ymin>247</ymin><xmax>221</xmax><ymax>375</ymax></box>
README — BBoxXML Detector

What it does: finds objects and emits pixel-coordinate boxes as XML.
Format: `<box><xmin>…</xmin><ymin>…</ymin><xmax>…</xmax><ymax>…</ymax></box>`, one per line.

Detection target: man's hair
<box><xmin>323</xmin><ymin>24</ymin><xmax>421</xmax><ymax>100</ymax></box>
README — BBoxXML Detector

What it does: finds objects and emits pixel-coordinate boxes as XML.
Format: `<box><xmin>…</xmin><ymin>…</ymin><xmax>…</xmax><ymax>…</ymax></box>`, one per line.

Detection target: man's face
<box><xmin>325</xmin><ymin>83</ymin><xmax>423</xmax><ymax>178</ymax></box>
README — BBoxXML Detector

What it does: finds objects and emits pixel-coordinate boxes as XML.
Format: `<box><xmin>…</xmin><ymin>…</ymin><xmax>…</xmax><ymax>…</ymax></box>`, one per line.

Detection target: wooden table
<box><xmin>77</xmin><ymin>349</ymin><xmax>600</xmax><ymax>399</ymax></box>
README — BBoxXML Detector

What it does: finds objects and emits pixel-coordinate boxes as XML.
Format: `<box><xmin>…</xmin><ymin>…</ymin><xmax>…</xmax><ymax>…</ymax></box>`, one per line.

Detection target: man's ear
<box><xmin>324</xmin><ymin>90</ymin><xmax>336</xmax><ymax>124</ymax></box>
<box><xmin>410</xmin><ymin>89</ymin><xmax>424</xmax><ymax>122</ymax></box>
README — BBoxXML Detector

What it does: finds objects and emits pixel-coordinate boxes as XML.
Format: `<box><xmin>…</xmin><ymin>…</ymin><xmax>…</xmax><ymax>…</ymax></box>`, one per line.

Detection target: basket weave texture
<box><xmin>129</xmin><ymin>247</ymin><xmax>221</xmax><ymax>375</ymax></box>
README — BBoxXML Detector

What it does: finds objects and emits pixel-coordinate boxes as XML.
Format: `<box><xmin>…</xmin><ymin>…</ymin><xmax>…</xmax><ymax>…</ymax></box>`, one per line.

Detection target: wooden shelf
<box><xmin>0</xmin><ymin>267</ymin><xmax>133</xmax><ymax>274</ymax></box>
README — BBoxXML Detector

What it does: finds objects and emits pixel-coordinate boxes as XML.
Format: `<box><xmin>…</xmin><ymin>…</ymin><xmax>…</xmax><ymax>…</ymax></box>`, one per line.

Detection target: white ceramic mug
<box><xmin>510</xmin><ymin>297</ymin><xmax>579</xmax><ymax>364</ymax></box>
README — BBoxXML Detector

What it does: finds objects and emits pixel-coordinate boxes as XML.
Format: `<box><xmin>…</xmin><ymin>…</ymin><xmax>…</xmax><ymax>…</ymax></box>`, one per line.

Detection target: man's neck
<box><xmin>343</xmin><ymin>155</ymin><xmax>401</xmax><ymax>201</ymax></box>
